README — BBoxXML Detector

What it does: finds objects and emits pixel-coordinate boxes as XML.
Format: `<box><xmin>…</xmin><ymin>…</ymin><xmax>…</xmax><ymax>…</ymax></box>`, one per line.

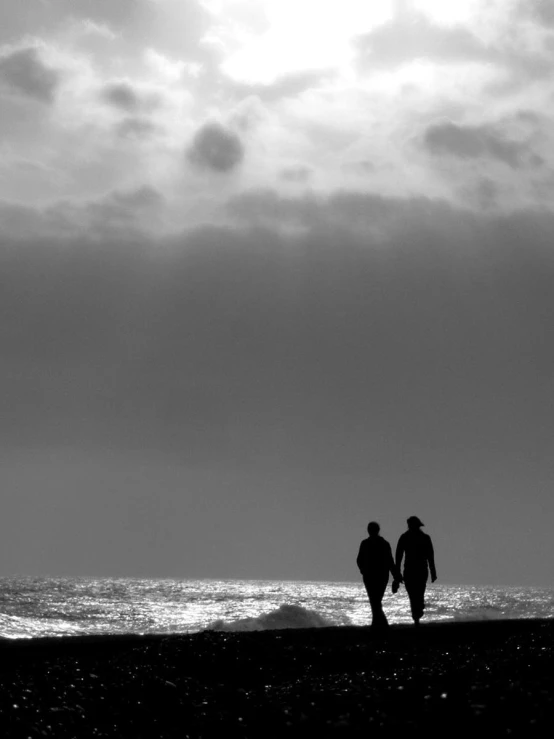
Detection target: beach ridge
<box><xmin>0</xmin><ymin>618</ymin><xmax>551</xmax><ymax>736</ymax></box>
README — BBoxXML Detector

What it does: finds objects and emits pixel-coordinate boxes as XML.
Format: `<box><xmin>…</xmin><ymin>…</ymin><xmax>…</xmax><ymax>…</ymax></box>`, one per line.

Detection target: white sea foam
<box><xmin>205</xmin><ymin>604</ymin><xmax>336</xmax><ymax>632</ymax></box>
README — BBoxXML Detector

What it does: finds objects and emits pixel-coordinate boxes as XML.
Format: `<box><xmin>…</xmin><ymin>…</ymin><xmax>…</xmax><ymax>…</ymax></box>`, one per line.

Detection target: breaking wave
<box><xmin>206</xmin><ymin>604</ymin><xmax>337</xmax><ymax>632</ymax></box>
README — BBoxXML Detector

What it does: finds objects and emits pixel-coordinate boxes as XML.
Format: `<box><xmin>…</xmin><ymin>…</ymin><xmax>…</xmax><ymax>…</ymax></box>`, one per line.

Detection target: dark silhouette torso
<box><xmin>357</xmin><ymin>536</ymin><xmax>395</xmax><ymax>583</ymax></box>
<box><xmin>396</xmin><ymin>530</ymin><xmax>434</xmax><ymax>576</ymax></box>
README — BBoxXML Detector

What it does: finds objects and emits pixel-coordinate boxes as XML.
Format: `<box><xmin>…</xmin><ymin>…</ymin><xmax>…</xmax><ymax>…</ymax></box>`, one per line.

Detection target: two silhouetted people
<box><xmin>357</xmin><ymin>522</ymin><xmax>402</xmax><ymax>628</ymax></box>
<box><xmin>395</xmin><ymin>516</ymin><xmax>437</xmax><ymax>625</ymax></box>
<box><xmin>357</xmin><ymin>516</ymin><xmax>437</xmax><ymax>627</ymax></box>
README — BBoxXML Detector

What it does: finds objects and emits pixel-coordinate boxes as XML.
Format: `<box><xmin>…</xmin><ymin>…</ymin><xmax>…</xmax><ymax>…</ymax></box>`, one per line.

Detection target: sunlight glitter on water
<box><xmin>0</xmin><ymin>577</ymin><xmax>552</xmax><ymax>638</ymax></box>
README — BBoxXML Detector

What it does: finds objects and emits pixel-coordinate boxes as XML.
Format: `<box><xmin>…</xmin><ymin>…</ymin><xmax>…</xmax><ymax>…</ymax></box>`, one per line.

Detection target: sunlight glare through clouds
<box><xmin>209</xmin><ymin>0</ymin><xmax>395</xmax><ymax>83</ymax></box>
<box><xmin>0</xmin><ymin>0</ymin><xmax>551</xmax><ymax>215</ymax></box>
<box><xmin>412</xmin><ymin>0</ymin><xmax>481</xmax><ymax>26</ymax></box>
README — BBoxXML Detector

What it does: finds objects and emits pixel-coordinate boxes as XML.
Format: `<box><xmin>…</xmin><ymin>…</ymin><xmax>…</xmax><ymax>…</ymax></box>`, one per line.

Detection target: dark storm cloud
<box><xmin>82</xmin><ymin>186</ymin><xmax>164</xmax><ymax>236</ymax></box>
<box><xmin>2</xmin><ymin>189</ymin><xmax>554</xmax><ymax>583</ymax></box>
<box><xmin>2</xmin><ymin>189</ymin><xmax>554</xmax><ymax>455</ymax></box>
<box><xmin>101</xmin><ymin>81</ymin><xmax>142</xmax><ymax>112</ymax></box>
<box><xmin>187</xmin><ymin>121</ymin><xmax>245</xmax><ymax>173</ymax></box>
<box><xmin>0</xmin><ymin>186</ymin><xmax>163</xmax><ymax>242</ymax></box>
<box><xmin>0</xmin><ymin>199</ymin><xmax>48</xmax><ymax>240</ymax></box>
<box><xmin>423</xmin><ymin>122</ymin><xmax>541</xmax><ymax>168</ymax></box>
<box><xmin>227</xmin><ymin>188</ymin><xmax>460</xmax><ymax>236</ymax></box>
<box><xmin>0</xmin><ymin>47</ymin><xmax>60</xmax><ymax>103</ymax></box>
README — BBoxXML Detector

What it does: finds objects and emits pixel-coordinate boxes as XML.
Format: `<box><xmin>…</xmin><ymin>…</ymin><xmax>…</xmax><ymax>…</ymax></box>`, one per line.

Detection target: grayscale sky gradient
<box><xmin>1</xmin><ymin>0</ymin><xmax>553</xmax><ymax>586</ymax></box>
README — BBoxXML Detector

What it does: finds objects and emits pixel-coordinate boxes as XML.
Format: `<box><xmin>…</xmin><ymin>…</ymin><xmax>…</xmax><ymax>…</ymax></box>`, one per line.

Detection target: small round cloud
<box><xmin>187</xmin><ymin>122</ymin><xmax>245</xmax><ymax>173</ymax></box>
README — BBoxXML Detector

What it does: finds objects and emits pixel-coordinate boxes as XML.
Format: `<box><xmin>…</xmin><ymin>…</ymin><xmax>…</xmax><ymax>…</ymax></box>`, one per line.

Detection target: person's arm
<box><xmin>395</xmin><ymin>536</ymin><xmax>404</xmax><ymax>578</ymax></box>
<box><xmin>387</xmin><ymin>542</ymin><xmax>402</xmax><ymax>582</ymax></box>
<box><xmin>428</xmin><ymin>536</ymin><xmax>437</xmax><ymax>582</ymax></box>
<box><xmin>356</xmin><ymin>541</ymin><xmax>366</xmax><ymax>574</ymax></box>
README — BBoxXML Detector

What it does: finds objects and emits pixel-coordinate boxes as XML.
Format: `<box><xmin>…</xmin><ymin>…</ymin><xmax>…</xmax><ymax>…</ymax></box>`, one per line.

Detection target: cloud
<box><xmin>187</xmin><ymin>121</ymin><xmax>245</xmax><ymax>172</ymax></box>
<box><xmin>80</xmin><ymin>185</ymin><xmax>165</xmax><ymax>237</ymax></box>
<box><xmin>280</xmin><ymin>165</ymin><xmax>312</xmax><ymax>183</ymax></box>
<box><xmin>0</xmin><ymin>46</ymin><xmax>60</xmax><ymax>103</ymax></box>
<box><xmin>101</xmin><ymin>81</ymin><xmax>143</xmax><ymax>112</ymax></box>
<box><xmin>100</xmin><ymin>81</ymin><xmax>164</xmax><ymax>118</ymax></box>
<box><xmin>229</xmin><ymin>69</ymin><xmax>333</xmax><ymax>104</ymax></box>
<box><xmin>354</xmin><ymin>2</ymin><xmax>554</xmax><ymax>99</ymax></box>
<box><xmin>117</xmin><ymin>117</ymin><xmax>159</xmax><ymax>139</ymax></box>
<box><xmin>0</xmin><ymin>1</ymin><xmax>552</xmax><ymax>216</ymax></box>
<box><xmin>75</xmin><ymin>19</ymin><xmax>118</xmax><ymax>41</ymax></box>
<box><xmin>0</xmin><ymin>185</ymin><xmax>164</xmax><ymax>242</ymax></box>
<box><xmin>0</xmin><ymin>1</ymin><xmax>553</xmax><ymax>585</ymax></box>
<box><xmin>423</xmin><ymin>121</ymin><xmax>540</xmax><ymax>168</ymax></box>
<box><xmin>1</xmin><ymin>187</ymin><xmax>554</xmax><ymax>586</ymax></box>
<box><xmin>2</xmin><ymin>189</ymin><xmax>554</xmax><ymax>460</ymax></box>
<box><xmin>356</xmin><ymin>13</ymin><xmax>487</xmax><ymax>68</ymax></box>
<box><xmin>526</xmin><ymin>0</ymin><xmax>554</xmax><ymax>27</ymax></box>
<box><xmin>0</xmin><ymin>32</ymin><xmax>199</xmax><ymax>202</ymax></box>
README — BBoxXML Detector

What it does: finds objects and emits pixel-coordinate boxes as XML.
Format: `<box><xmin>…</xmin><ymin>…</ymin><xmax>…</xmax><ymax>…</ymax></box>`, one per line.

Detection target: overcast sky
<box><xmin>1</xmin><ymin>0</ymin><xmax>553</xmax><ymax>586</ymax></box>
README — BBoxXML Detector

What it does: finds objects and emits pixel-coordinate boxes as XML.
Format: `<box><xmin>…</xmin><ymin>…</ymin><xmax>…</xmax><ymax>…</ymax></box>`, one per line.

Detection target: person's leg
<box><xmin>375</xmin><ymin>579</ymin><xmax>389</xmax><ymax>627</ymax></box>
<box><xmin>404</xmin><ymin>577</ymin><xmax>422</xmax><ymax>624</ymax></box>
<box><xmin>413</xmin><ymin>579</ymin><xmax>425</xmax><ymax>621</ymax></box>
<box><xmin>404</xmin><ymin>578</ymin><xmax>416</xmax><ymax>622</ymax></box>
<box><xmin>418</xmin><ymin>578</ymin><xmax>427</xmax><ymax>617</ymax></box>
<box><xmin>411</xmin><ymin>576</ymin><xmax>427</xmax><ymax>622</ymax></box>
<box><xmin>364</xmin><ymin>580</ymin><xmax>389</xmax><ymax>626</ymax></box>
<box><xmin>366</xmin><ymin>579</ymin><xmax>389</xmax><ymax>627</ymax></box>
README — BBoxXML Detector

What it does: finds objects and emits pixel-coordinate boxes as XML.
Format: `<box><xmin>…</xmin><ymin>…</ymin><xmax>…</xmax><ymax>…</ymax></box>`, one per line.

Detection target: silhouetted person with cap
<box><xmin>357</xmin><ymin>522</ymin><xmax>402</xmax><ymax>629</ymax></box>
<box><xmin>395</xmin><ymin>516</ymin><xmax>437</xmax><ymax>625</ymax></box>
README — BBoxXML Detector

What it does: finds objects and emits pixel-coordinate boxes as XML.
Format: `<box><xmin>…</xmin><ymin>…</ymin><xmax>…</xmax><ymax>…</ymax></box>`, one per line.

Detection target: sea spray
<box><xmin>205</xmin><ymin>603</ymin><xmax>339</xmax><ymax>632</ymax></box>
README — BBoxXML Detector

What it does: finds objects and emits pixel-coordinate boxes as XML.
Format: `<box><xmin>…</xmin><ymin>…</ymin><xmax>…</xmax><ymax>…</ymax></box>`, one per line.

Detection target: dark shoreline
<box><xmin>1</xmin><ymin>619</ymin><xmax>552</xmax><ymax>737</ymax></box>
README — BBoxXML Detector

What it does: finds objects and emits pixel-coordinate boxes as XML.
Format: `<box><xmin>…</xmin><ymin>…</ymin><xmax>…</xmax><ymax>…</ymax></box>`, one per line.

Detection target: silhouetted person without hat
<box><xmin>395</xmin><ymin>516</ymin><xmax>437</xmax><ymax>625</ymax></box>
<box><xmin>357</xmin><ymin>522</ymin><xmax>402</xmax><ymax>629</ymax></box>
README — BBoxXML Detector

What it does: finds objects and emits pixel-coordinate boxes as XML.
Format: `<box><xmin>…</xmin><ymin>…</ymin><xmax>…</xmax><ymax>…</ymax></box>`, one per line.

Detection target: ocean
<box><xmin>0</xmin><ymin>577</ymin><xmax>552</xmax><ymax>639</ymax></box>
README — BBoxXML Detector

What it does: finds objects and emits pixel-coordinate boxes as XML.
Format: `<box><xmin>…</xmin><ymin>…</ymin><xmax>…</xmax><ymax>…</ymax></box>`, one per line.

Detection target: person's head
<box><xmin>367</xmin><ymin>521</ymin><xmax>380</xmax><ymax>537</ymax></box>
<box><xmin>407</xmin><ymin>516</ymin><xmax>424</xmax><ymax>531</ymax></box>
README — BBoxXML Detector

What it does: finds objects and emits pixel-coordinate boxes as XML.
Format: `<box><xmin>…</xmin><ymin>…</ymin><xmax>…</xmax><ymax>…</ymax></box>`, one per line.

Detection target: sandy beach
<box><xmin>0</xmin><ymin>619</ymin><xmax>552</xmax><ymax>737</ymax></box>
